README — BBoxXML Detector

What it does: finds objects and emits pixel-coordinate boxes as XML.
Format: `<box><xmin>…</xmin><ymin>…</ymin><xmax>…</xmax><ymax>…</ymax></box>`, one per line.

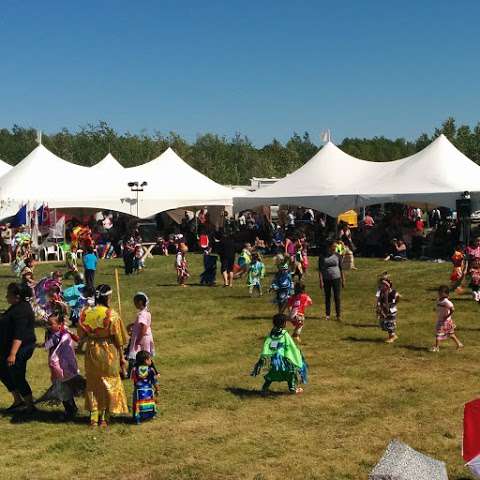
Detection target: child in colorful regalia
<box><xmin>234</xmin><ymin>243</ymin><xmax>252</xmax><ymax>279</ymax></box>
<box><xmin>469</xmin><ymin>258</ymin><xmax>480</xmax><ymax>302</ymax></box>
<box><xmin>200</xmin><ymin>246</ymin><xmax>217</xmax><ymax>286</ymax></box>
<box><xmin>175</xmin><ymin>244</ymin><xmax>189</xmax><ymax>287</ymax></box>
<box><xmin>63</xmin><ymin>274</ymin><xmax>88</xmax><ymax>326</ymax></box>
<box><xmin>251</xmin><ymin>313</ymin><xmax>307</xmax><ymax>395</ymax></box>
<box><xmin>131</xmin><ymin>350</ymin><xmax>159</xmax><ymax>424</ymax></box>
<box><xmin>376</xmin><ymin>273</ymin><xmax>400</xmax><ymax>343</ymax></box>
<box><xmin>64</xmin><ymin>248</ymin><xmax>79</xmax><ymax>280</ymax></box>
<box><xmin>133</xmin><ymin>244</ymin><xmax>145</xmax><ymax>273</ymax></box>
<box><xmin>247</xmin><ymin>252</ymin><xmax>265</xmax><ymax>297</ymax></box>
<box><xmin>36</xmin><ymin>310</ymin><xmax>85</xmax><ymax>420</ymax></box>
<box><xmin>450</xmin><ymin>243</ymin><xmax>467</xmax><ymax>294</ymax></box>
<box><xmin>270</xmin><ymin>259</ymin><xmax>293</xmax><ymax>313</ymax></box>
<box><xmin>430</xmin><ymin>285</ymin><xmax>464</xmax><ymax>352</ymax></box>
<box><xmin>287</xmin><ymin>282</ymin><xmax>313</xmax><ymax>343</ymax></box>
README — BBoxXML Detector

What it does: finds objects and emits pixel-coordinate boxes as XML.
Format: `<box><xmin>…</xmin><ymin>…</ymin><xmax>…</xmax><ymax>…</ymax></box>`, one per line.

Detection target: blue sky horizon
<box><xmin>1</xmin><ymin>0</ymin><xmax>479</xmax><ymax>146</ymax></box>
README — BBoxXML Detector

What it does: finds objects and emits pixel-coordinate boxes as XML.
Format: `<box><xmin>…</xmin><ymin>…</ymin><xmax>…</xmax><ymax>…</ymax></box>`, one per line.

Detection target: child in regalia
<box><xmin>36</xmin><ymin>310</ymin><xmax>84</xmax><ymax>420</ymax></box>
<box><xmin>469</xmin><ymin>258</ymin><xmax>480</xmax><ymax>302</ymax></box>
<box><xmin>376</xmin><ymin>272</ymin><xmax>400</xmax><ymax>343</ymax></box>
<box><xmin>450</xmin><ymin>243</ymin><xmax>466</xmax><ymax>293</ymax></box>
<box><xmin>131</xmin><ymin>350</ymin><xmax>159</xmax><ymax>424</ymax></box>
<box><xmin>270</xmin><ymin>260</ymin><xmax>293</xmax><ymax>313</ymax></box>
<box><xmin>175</xmin><ymin>244</ymin><xmax>189</xmax><ymax>287</ymax></box>
<box><xmin>287</xmin><ymin>282</ymin><xmax>313</xmax><ymax>343</ymax></box>
<box><xmin>247</xmin><ymin>252</ymin><xmax>265</xmax><ymax>297</ymax></box>
<box><xmin>200</xmin><ymin>246</ymin><xmax>217</xmax><ymax>286</ymax></box>
<box><xmin>251</xmin><ymin>313</ymin><xmax>307</xmax><ymax>395</ymax></box>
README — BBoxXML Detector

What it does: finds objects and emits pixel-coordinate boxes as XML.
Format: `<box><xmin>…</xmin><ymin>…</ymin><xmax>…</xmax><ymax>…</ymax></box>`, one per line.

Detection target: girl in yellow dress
<box><xmin>78</xmin><ymin>284</ymin><xmax>129</xmax><ymax>427</ymax></box>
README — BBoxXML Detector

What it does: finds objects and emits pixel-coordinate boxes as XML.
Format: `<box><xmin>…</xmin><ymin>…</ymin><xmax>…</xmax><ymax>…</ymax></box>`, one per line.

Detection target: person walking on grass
<box><xmin>376</xmin><ymin>273</ymin><xmax>400</xmax><ymax>343</ymax></box>
<box><xmin>0</xmin><ymin>283</ymin><xmax>37</xmax><ymax>414</ymax></box>
<box><xmin>83</xmin><ymin>246</ymin><xmax>98</xmax><ymax>290</ymax></box>
<box><xmin>247</xmin><ymin>252</ymin><xmax>265</xmax><ymax>297</ymax></box>
<box><xmin>78</xmin><ymin>284</ymin><xmax>129</xmax><ymax>427</ymax></box>
<box><xmin>175</xmin><ymin>244</ymin><xmax>189</xmax><ymax>287</ymax></box>
<box><xmin>287</xmin><ymin>282</ymin><xmax>313</xmax><ymax>343</ymax></box>
<box><xmin>430</xmin><ymin>285</ymin><xmax>464</xmax><ymax>352</ymax></box>
<box><xmin>251</xmin><ymin>313</ymin><xmax>307</xmax><ymax>395</ymax></box>
<box><xmin>318</xmin><ymin>240</ymin><xmax>345</xmax><ymax>321</ymax></box>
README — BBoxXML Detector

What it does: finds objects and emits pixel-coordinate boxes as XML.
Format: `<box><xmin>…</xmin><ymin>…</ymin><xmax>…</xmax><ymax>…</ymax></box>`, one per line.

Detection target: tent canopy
<box><xmin>234</xmin><ymin>134</ymin><xmax>480</xmax><ymax>215</ymax></box>
<box><xmin>0</xmin><ymin>159</ymin><xmax>12</xmax><ymax>178</ymax></box>
<box><xmin>0</xmin><ymin>145</ymin><xmax>236</xmax><ymax>220</ymax></box>
<box><xmin>123</xmin><ymin>147</ymin><xmax>236</xmax><ymax>217</ymax></box>
<box><xmin>91</xmin><ymin>153</ymin><xmax>124</xmax><ymax>172</ymax></box>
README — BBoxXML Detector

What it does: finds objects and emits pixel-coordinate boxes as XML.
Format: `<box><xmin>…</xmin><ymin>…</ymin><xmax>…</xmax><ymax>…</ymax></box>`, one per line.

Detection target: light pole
<box><xmin>128</xmin><ymin>181</ymin><xmax>148</xmax><ymax>218</ymax></box>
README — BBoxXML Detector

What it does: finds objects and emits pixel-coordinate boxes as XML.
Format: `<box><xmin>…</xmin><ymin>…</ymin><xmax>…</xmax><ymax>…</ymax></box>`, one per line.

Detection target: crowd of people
<box><xmin>0</xmin><ymin>249</ymin><xmax>158</xmax><ymax>425</ymax></box>
<box><xmin>0</xmin><ymin>201</ymin><xmax>476</xmax><ymax>420</ymax></box>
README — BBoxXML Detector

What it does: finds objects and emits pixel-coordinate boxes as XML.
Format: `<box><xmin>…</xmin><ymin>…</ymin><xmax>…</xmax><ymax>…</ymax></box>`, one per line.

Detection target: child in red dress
<box><xmin>287</xmin><ymin>282</ymin><xmax>313</xmax><ymax>343</ymax></box>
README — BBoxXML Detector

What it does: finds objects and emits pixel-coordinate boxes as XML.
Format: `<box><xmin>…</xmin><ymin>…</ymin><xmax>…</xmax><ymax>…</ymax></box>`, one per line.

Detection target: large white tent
<box><xmin>90</xmin><ymin>153</ymin><xmax>124</xmax><ymax>173</ymax></box>
<box><xmin>234</xmin><ymin>134</ymin><xmax>480</xmax><ymax>215</ymax></box>
<box><xmin>0</xmin><ymin>145</ymin><xmax>134</xmax><ymax>218</ymax></box>
<box><xmin>123</xmin><ymin>147</ymin><xmax>238</xmax><ymax>217</ymax></box>
<box><xmin>0</xmin><ymin>145</ymin><xmax>238</xmax><ymax>219</ymax></box>
<box><xmin>0</xmin><ymin>159</ymin><xmax>12</xmax><ymax>178</ymax></box>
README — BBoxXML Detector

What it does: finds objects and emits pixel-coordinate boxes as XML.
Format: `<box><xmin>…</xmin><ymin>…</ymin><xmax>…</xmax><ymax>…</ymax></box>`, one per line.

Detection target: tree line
<box><xmin>0</xmin><ymin>117</ymin><xmax>479</xmax><ymax>185</ymax></box>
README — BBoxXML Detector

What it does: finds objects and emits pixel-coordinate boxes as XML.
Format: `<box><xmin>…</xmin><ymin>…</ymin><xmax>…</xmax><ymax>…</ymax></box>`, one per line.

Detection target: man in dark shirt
<box><xmin>0</xmin><ymin>283</ymin><xmax>36</xmax><ymax>413</ymax></box>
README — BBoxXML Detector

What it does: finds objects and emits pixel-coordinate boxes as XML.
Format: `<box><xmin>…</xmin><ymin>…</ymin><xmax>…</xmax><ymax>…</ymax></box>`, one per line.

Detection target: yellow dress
<box><xmin>78</xmin><ymin>305</ymin><xmax>129</xmax><ymax>414</ymax></box>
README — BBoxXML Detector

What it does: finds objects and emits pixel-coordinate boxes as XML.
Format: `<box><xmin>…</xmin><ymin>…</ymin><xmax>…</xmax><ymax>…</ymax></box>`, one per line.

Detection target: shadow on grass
<box><xmin>225</xmin><ymin>387</ymin><xmax>289</xmax><ymax>399</ymax></box>
<box><xmin>6</xmin><ymin>409</ymin><xmax>133</xmax><ymax>425</ymax></box>
<box><xmin>342</xmin><ymin>336</ymin><xmax>385</xmax><ymax>344</ymax></box>
<box><xmin>344</xmin><ymin>323</ymin><xmax>378</xmax><ymax>328</ymax></box>
<box><xmin>401</xmin><ymin>344</ymin><xmax>428</xmax><ymax>352</ymax></box>
<box><xmin>235</xmin><ymin>315</ymin><xmax>273</xmax><ymax>321</ymax></box>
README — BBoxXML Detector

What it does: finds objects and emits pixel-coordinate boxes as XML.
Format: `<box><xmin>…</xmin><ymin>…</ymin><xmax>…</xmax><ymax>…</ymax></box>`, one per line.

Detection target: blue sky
<box><xmin>0</xmin><ymin>0</ymin><xmax>479</xmax><ymax>145</ymax></box>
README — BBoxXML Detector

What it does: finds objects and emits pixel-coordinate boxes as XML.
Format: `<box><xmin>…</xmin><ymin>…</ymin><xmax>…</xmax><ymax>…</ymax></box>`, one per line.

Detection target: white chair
<box><xmin>41</xmin><ymin>244</ymin><xmax>60</xmax><ymax>262</ymax></box>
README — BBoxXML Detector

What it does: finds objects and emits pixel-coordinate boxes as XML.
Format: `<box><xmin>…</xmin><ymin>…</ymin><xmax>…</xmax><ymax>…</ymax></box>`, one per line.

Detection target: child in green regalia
<box><xmin>247</xmin><ymin>252</ymin><xmax>265</xmax><ymax>297</ymax></box>
<box><xmin>251</xmin><ymin>313</ymin><xmax>307</xmax><ymax>395</ymax></box>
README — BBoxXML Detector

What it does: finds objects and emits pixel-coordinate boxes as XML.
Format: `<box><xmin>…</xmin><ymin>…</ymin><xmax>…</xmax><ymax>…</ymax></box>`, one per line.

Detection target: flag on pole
<box><xmin>11</xmin><ymin>204</ymin><xmax>27</xmax><ymax>227</ymax></box>
<box><xmin>37</xmin><ymin>204</ymin><xmax>51</xmax><ymax>226</ymax></box>
<box><xmin>320</xmin><ymin>130</ymin><xmax>331</xmax><ymax>143</ymax></box>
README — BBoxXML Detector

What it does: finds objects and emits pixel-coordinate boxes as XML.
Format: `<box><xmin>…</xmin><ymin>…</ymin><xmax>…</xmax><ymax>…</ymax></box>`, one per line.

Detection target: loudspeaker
<box><xmin>457</xmin><ymin>198</ymin><xmax>472</xmax><ymax>219</ymax></box>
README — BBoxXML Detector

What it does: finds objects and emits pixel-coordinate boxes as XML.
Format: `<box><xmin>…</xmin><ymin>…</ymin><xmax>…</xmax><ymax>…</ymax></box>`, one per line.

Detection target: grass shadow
<box><xmin>8</xmin><ymin>409</ymin><xmax>133</xmax><ymax>425</ymax></box>
<box><xmin>342</xmin><ymin>336</ymin><xmax>385</xmax><ymax>344</ymax></box>
<box><xmin>344</xmin><ymin>323</ymin><xmax>378</xmax><ymax>328</ymax></box>
<box><xmin>225</xmin><ymin>387</ymin><xmax>289</xmax><ymax>399</ymax></box>
<box><xmin>401</xmin><ymin>344</ymin><xmax>429</xmax><ymax>352</ymax></box>
<box><xmin>235</xmin><ymin>315</ymin><xmax>273</xmax><ymax>321</ymax></box>
<box><xmin>7</xmin><ymin>409</ymin><xmax>88</xmax><ymax>425</ymax></box>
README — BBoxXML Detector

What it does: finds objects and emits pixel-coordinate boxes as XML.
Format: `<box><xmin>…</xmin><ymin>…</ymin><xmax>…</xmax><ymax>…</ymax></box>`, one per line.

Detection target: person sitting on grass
<box><xmin>247</xmin><ymin>252</ymin><xmax>265</xmax><ymax>297</ymax></box>
<box><xmin>376</xmin><ymin>273</ymin><xmax>400</xmax><ymax>343</ymax></box>
<box><xmin>384</xmin><ymin>238</ymin><xmax>407</xmax><ymax>261</ymax></box>
<box><xmin>287</xmin><ymin>282</ymin><xmax>313</xmax><ymax>343</ymax></box>
<box><xmin>430</xmin><ymin>285</ymin><xmax>464</xmax><ymax>352</ymax></box>
<box><xmin>251</xmin><ymin>313</ymin><xmax>307</xmax><ymax>395</ymax></box>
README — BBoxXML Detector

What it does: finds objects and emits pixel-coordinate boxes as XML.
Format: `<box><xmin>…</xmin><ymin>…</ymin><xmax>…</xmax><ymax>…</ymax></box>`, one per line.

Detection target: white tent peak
<box><xmin>92</xmin><ymin>153</ymin><xmax>123</xmax><ymax>170</ymax></box>
<box><xmin>0</xmin><ymin>158</ymin><xmax>12</xmax><ymax>177</ymax></box>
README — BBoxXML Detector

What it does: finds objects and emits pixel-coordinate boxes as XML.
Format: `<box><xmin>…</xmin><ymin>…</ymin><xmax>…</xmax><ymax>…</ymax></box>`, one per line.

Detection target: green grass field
<box><xmin>0</xmin><ymin>255</ymin><xmax>477</xmax><ymax>480</ymax></box>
